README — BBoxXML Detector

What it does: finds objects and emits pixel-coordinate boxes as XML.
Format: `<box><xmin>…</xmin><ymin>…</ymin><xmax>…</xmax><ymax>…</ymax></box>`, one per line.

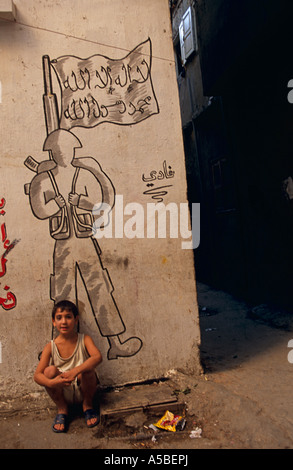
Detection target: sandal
<box><xmin>52</xmin><ymin>413</ymin><xmax>68</xmax><ymax>433</ymax></box>
<box><xmin>84</xmin><ymin>408</ymin><xmax>100</xmax><ymax>428</ymax></box>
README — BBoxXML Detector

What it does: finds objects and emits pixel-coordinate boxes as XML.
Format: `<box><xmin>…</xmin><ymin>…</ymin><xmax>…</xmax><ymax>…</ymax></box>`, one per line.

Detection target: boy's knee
<box><xmin>44</xmin><ymin>365</ymin><xmax>59</xmax><ymax>379</ymax></box>
<box><xmin>80</xmin><ymin>369</ymin><xmax>96</xmax><ymax>384</ymax></box>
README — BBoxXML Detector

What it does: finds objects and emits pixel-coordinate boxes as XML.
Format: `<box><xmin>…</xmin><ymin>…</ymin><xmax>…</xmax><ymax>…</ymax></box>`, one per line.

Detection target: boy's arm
<box><xmin>82</xmin><ymin>334</ymin><xmax>103</xmax><ymax>371</ymax></box>
<box><xmin>34</xmin><ymin>342</ymin><xmax>71</xmax><ymax>388</ymax></box>
<box><xmin>34</xmin><ymin>343</ymin><xmax>53</xmax><ymax>387</ymax></box>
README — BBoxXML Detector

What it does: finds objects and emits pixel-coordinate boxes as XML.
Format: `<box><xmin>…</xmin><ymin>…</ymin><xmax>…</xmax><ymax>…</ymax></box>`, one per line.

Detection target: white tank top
<box><xmin>51</xmin><ymin>333</ymin><xmax>89</xmax><ymax>372</ymax></box>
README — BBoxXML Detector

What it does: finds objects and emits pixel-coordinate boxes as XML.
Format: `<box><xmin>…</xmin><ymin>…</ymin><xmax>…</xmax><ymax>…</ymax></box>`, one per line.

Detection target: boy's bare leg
<box><xmin>44</xmin><ymin>366</ymin><xmax>68</xmax><ymax>432</ymax></box>
<box><xmin>80</xmin><ymin>370</ymin><xmax>99</xmax><ymax>426</ymax></box>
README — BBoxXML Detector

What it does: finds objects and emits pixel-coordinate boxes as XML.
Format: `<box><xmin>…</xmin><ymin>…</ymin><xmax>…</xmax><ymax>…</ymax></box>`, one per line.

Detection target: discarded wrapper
<box><xmin>148</xmin><ymin>424</ymin><xmax>158</xmax><ymax>433</ymax></box>
<box><xmin>153</xmin><ymin>410</ymin><xmax>183</xmax><ymax>432</ymax></box>
<box><xmin>176</xmin><ymin>417</ymin><xmax>186</xmax><ymax>431</ymax></box>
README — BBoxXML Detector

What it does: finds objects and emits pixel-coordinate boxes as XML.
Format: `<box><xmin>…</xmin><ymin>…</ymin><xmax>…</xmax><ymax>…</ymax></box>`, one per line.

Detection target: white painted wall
<box><xmin>0</xmin><ymin>0</ymin><xmax>200</xmax><ymax>398</ymax></box>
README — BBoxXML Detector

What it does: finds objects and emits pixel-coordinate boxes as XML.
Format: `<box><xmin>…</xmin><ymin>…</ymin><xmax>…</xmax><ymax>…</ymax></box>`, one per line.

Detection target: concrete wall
<box><xmin>0</xmin><ymin>0</ymin><xmax>201</xmax><ymax>399</ymax></box>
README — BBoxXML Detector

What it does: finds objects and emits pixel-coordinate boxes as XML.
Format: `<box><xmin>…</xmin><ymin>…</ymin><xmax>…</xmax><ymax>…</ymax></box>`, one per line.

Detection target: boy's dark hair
<box><xmin>52</xmin><ymin>300</ymin><xmax>79</xmax><ymax>319</ymax></box>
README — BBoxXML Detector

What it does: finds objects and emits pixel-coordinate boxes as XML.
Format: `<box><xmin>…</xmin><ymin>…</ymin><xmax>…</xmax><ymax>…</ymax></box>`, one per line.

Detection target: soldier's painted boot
<box><xmin>107</xmin><ymin>336</ymin><xmax>143</xmax><ymax>360</ymax></box>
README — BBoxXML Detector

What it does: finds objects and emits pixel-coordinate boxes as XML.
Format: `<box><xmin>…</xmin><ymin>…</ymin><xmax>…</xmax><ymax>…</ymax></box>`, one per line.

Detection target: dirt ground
<box><xmin>1</xmin><ymin>282</ymin><xmax>293</xmax><ymax>454</ymax></box>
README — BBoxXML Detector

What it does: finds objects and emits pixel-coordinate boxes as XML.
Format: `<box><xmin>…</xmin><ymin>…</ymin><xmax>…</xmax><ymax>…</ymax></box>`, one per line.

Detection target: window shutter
<box><xmin>179</xmin><ymin>6</ymin><xmax>196</xmax><ymax>64</ymax></box>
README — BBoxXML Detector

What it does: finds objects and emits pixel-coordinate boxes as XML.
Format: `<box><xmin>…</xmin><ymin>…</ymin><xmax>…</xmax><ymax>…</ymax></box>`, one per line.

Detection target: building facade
<box><xmin>171</xmin><ymin>0</ymin><xmax>293</xmax><ymax>311</ymax></box>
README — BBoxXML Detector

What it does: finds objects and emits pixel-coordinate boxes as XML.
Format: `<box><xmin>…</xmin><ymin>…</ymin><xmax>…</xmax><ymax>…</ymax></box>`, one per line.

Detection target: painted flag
<box><xmin>50</xmin><ymin>38</ymin><xmax>159</xmax><ymax>130</ymax></box>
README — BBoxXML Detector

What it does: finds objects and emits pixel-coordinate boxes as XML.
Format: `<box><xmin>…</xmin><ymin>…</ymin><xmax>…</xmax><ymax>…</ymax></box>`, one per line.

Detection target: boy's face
<box><xmin>52</xmin><ymin>308</ymin><xmax>78</xmax><ymax>335</ymax></box>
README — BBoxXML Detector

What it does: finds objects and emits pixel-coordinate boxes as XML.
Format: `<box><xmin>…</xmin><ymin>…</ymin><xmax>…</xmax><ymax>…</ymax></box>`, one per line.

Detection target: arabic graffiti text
<box><xmin>0</xmin><ymin>197</ymin><xmax>17</xmax><ymax>310</ymax></box>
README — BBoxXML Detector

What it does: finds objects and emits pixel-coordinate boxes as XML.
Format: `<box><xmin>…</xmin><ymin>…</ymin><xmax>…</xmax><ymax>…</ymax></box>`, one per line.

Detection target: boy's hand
<box><xmin>60</xmin><ymin>369</ymin><xmax>78</xmax><ymax>383</ymax></box>
<box><xmin>50</xmin><ymin>374</ymin><xmax>72</xmax><ymax>389</ymax></box>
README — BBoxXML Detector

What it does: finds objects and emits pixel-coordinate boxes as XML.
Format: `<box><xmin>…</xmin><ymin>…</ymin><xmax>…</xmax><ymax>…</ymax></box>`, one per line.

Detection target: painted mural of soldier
<box><xmin>25</xmin><ymin>128</ymin><xmax>142</xmax><ymax>360</ymax></box>
<box><xmin>23</xmin><ymin>41</ymin><xmax>160</xmax><ymax>363</ymax></box>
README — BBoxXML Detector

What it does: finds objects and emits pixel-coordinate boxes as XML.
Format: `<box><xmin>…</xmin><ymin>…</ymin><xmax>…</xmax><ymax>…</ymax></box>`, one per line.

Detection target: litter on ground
<box><xmin>153</xmin><ymin>410</ymin><xmax>184</xmax><ymax>432</ymax></box>
<box><xmin>189</xmin><ymin>427</ymin><xmax>202</xmax><ymax>438</ymax></box>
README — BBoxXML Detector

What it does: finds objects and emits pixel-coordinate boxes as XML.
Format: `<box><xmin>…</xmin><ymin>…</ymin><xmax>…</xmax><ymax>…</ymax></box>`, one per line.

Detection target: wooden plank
<box><xmin>100</xmin><ymin>383</ymin><xmax>178</xmax><ymax>414</ymax></box>
<box><xmin>100</xmin><ymin>401</ymin><xmax>186</xmax><ymax>425</ymax></box>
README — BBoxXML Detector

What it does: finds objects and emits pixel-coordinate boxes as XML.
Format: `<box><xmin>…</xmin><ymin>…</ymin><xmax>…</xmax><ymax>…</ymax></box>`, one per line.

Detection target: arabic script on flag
<box><xmin>50</xmin><ymin>38</ymin><xmax>159</xmax><ymax>130</ymax></box>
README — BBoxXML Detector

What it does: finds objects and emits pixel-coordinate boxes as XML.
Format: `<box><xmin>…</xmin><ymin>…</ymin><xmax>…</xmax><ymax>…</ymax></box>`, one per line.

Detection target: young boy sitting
<box><xmin>34</xmin><ymin>300</ymin><xmax>102</xmax><ymax>433</ymax></box>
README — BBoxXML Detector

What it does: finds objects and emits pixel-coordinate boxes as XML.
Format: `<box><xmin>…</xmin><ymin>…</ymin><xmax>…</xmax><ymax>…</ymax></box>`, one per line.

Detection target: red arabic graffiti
<box><xmin>0</xmin><ymin>198</ymin><xmax>17</xmax><ymax>310</ymax></box>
